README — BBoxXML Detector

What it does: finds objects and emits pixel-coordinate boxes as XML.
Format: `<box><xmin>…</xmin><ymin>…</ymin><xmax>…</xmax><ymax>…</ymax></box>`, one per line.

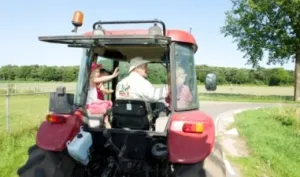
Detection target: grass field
<box><xmin>0</xmin><ymin>82</ymin><xmax>295</xmax><ymax>104</ymax></box>
<box><xmin>230</xmin><ymin>107</ymin><xmax>300</xmax><ymax>177</ymax></box>
<box><xmin>0</xmin><ymin>82</ymin><xmax>295</xmax><ymax>96</ymax></box>
<box><xmin>0</xmin><ymin>82</ymin><xmax>76</xmax><ymax>94</ymax></box>
<box><xmin>0</xmin><ymin>95</ymin><xmax>48</xmax><ymax>177</ymax></box>
<box><xmin>0</xmin><ymin>82</ymin><xmax>297</xmax><ymax>177</ymax></box>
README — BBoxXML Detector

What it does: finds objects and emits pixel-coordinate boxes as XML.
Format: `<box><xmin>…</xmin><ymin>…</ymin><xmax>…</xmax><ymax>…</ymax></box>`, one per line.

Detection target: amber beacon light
<box><xmin>71</xmin><ymin>11</ymin><xmax>84</xmax><ymax>33</ymax></box>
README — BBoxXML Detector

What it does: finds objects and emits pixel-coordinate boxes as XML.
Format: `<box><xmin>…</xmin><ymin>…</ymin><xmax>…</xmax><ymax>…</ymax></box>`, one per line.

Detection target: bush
<box><xmin>268</xmin><ymin>68</ymin><xmax>293</xmax><ymax>86</ymax></box>
<box><xmin>272</xmin><ymin>107</ymin><xmax>300</xmax><ymax>128</ymax></box>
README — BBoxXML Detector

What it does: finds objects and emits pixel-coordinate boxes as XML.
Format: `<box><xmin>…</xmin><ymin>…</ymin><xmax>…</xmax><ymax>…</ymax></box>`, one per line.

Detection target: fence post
<box><xmin>230</xmin><ymin>83</ymin><xmax>233</xmax><ymax>93</ymax></box>
<box><xmin>6</xmin><ymin>83</ymin><xmax>10</xmax><ymax>133</ymax></box>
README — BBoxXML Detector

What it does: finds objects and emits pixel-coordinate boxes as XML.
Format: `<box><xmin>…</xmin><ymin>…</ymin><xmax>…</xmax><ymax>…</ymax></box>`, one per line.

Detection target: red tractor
<box><xmin>17</xmin><ymin>11</ymin><xmax>216</xmax><ymax>177</ymax></box>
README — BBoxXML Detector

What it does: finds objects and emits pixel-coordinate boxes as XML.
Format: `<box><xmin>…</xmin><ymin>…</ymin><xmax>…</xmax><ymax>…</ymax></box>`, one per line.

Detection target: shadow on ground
<box><xmin>202</xmin><ymin>141</ymin><xmax>227</xmax><ymax>177</ymax></box>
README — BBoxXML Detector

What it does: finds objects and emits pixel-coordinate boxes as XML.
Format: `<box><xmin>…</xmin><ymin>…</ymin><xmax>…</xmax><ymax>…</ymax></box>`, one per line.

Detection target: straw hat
<box><xmin>128</xmin><ymin>57</ymin><xmax>150</xmax><ymax>72</ymax></box>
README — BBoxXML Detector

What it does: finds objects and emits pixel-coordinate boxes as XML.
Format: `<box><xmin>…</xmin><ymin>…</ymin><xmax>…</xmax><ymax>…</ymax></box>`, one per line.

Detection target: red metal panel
<box><xmin>167</xmin><ymin>110</ymin><xmax>215</xmax><ymax>164</ymax></box>
<box><xmin>36</xmin><ymin>114</ymin><xmax>83</xmax><ymax>151</ymax></box>
<box><xmin>84</xmin><ymin>29</ymin><xmax>197</xmax><ymax>45</ymax></box>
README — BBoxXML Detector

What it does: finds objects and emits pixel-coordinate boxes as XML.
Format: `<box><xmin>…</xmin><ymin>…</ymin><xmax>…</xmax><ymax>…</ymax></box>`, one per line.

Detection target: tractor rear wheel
<box><xmin>17</xmin><ymin>144</ymin><xmax>84</xmax><ymax>177</ymax></box>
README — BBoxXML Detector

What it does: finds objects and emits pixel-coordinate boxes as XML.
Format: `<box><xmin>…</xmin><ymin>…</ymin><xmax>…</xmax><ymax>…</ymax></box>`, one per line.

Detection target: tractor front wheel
<box><xmin>17</xmin><ymin>144</ymin><xmax>84</xmax><ymax>177</ymax></box>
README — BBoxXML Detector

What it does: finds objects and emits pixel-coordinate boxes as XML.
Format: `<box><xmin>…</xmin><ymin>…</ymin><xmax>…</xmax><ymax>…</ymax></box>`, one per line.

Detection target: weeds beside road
<box><xmin>200</xmin><ymin>93</ymin><xmax>295</xmax><ymax>103</ymax></box>
<box><xmin>231</xmin><ymin>107</ymin><xmax>300</xmax><ymax>177</ymax></box>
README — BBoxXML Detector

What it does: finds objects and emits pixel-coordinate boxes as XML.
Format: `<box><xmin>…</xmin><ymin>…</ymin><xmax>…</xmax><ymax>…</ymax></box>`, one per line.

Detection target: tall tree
<box><xmin>221</xmin><ymin>0</ymin><xmax>300</xmax><ymax>101</ymax></box>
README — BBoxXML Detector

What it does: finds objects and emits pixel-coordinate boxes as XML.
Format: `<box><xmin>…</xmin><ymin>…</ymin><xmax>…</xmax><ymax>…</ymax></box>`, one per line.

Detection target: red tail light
<box><xmin>46</xmin><ymin>114</ymin><xmax>66</xmax><ymax>123</ymax></box>
<box><xmin>182</xmin><ymin>122</ymin><xmax>204</xmax><ymax>133</ymax></box>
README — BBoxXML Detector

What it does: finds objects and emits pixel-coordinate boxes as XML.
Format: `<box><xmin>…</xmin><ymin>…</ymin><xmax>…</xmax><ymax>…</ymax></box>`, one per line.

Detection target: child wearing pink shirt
<box><xmin>165</xmin><ymin>67</ymin><xmax>193</xmax><ymax>109</ymax></box>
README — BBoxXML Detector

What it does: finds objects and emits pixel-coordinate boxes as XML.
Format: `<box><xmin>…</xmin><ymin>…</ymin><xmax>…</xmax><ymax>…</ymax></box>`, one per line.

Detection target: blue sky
<box><xmin>0</xmin><ymin>0</ymin><xmax>294</xmax><ymax>70</ymax></box>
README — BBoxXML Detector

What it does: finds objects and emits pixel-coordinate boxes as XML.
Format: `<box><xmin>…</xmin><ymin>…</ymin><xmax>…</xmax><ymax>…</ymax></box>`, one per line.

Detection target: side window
<box><xmin>174</xmin><ymin>43</ymin><xmax>199</xmax><ymax>110</ymax></box>
<box><xmin>117</xmin><ymin>60</ymin><xmax>166</xmax><ymax>85</ymax></box>
<box><xmin>147</xmin><ymin>63</ymin><xmax>167</xmax><ymax>84</ymax></box>
<box><xmin>118</xmin><ymin>61</ymin><xmax>130</xmax><ymax>81</ymax></box>
<box><xmin>97</xmin><ymin>56</ymin><xmax>114</xmax><ymax>71</ymax></box>
<box><xmin>75</xmin><ymin>49</ymin><xmax>92</xmax><ymax>105</ymax></box>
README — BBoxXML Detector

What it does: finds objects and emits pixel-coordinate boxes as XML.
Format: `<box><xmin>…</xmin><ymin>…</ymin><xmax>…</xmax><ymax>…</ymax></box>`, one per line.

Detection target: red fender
<box><xmin>168</xmin><ymin>110</ymin><xmax>215</xmax><ymax>164</ymax></box>
<box><xmin>36</xmin><ymin>113</ymin><xmax>83</xmax><ymax>151</ymax></box>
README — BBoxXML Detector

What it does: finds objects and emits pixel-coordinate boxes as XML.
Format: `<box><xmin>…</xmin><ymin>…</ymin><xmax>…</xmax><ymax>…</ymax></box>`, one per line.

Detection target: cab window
<box><xmin>117</xmin><ymin>60</ymin><xmax>167</xmax><ymax>86</ymax></box>
<box><xmin>75</xmin><ymin>49</ymin><xmax>92</xmax><ymax>106</ymax></box>
<box><xmin>174</xmin><ymin>43</ymin><xmax>199</xmax><ymax>110</ymax></box>
<box><xmin>97</xmin><ymin>56</ymin><xmax>114</xmax><ymax>70</ymax></box>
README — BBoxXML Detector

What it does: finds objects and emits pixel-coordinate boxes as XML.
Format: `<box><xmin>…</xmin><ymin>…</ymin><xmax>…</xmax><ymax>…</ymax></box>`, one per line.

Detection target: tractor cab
<box><xmin>40</xmin><ymin>11</ymin><xmax>216</xmax><ymax>133</ymax></box>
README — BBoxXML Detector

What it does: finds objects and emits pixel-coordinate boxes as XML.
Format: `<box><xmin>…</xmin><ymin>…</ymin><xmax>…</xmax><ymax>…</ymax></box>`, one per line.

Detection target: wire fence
<box><xmin>0</xmin><ymin>83</ymin><xmax>76</xmax><ymax>134</ymax></box>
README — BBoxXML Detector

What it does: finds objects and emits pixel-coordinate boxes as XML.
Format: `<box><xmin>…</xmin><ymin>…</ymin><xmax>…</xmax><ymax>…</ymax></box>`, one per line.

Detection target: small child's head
<box><xmin>176</xmin><ymin>66</ymin><xmax>187</xmax><ymax>85</ymax></box>
<box><xmin>90</xmin><ymin>62</ymin><xmax>102</xmax><ymax>85</ymax></box>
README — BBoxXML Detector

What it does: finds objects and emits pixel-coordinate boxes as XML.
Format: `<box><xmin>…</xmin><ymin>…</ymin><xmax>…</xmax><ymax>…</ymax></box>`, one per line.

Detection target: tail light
<box><xmin>182</xmin><ymin>122</ymin><xmax>204</xmax><ymax>133</ymax></box>
<box><xmin>46</xmin><ymin>114</ymin><xmax>66</xmax><ymax>123</ymax></box>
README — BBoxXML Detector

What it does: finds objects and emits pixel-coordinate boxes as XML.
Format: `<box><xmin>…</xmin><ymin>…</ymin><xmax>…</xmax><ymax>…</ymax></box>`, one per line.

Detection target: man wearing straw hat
<box><xmin>116</xmin><ymin>57</ymin><xmax>169</xmax><ymax>103</ymax></box>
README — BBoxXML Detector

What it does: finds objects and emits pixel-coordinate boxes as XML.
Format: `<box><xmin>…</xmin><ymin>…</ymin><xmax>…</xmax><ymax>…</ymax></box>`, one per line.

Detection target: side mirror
<box><xmin>205</xmin><ymin>73</ymin><xmax>217</xmax><ymax>91</ymax></box>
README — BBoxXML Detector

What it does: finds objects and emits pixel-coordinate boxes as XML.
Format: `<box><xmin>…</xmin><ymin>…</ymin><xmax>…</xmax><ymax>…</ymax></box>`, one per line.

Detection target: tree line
<box><xmin>0</xmin><ymin>64</ymin><xmax>294</xmax><ymax>86</ymax></box>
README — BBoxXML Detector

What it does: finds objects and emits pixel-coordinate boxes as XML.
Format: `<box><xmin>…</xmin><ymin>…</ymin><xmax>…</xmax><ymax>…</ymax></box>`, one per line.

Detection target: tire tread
<box><xmin>17</xmin><ymin>144</ymin><xmax>76</xmax><ymax>177</ymax></box>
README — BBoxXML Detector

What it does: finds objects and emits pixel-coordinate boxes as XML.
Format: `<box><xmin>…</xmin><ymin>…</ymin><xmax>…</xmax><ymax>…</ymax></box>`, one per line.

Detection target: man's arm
<box><xmin>138</xmin><ymin>80</ymin><xmax>168</xmax><ymax>103</ymax></box>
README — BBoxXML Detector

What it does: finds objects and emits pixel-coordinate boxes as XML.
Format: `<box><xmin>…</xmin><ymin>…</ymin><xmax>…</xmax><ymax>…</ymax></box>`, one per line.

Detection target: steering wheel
<box><xmin>151</xmin><ymin>102</ymin><xmax>169</xmax><ymax>118</ymax></box>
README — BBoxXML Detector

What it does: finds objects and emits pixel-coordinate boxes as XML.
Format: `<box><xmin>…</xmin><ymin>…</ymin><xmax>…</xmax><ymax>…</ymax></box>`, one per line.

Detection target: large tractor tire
<box><xmin>17</xmin><ymin>145</ymin><xmax>83</xmax><ymax>177</ymax></box>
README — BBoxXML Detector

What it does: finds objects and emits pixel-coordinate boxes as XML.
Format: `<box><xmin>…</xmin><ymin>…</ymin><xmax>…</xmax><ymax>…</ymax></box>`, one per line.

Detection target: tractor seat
<box><xmin>111</xmin><ymin>99</ymin><xmax>153</xmax><ymax>130</ymax></box>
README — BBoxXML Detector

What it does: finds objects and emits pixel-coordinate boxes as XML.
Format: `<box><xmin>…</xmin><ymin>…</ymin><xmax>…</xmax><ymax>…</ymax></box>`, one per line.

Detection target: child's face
<box><xmin>176</xmin><ymin>70</ymin><xmax>187</xmax><ymax>85</ymax></box>
<box><xmin>95</xmin><ymin>72</ymin><xmax>100</xmax><ymax>77</ymax></box>
<box><xmin>90</xmin><ymin>69</ymin><xmax>100</xmax><ymax>86</ymax></box>
<box><xmin>176</xmin><ymin>76</ymin><xmax>186</xmax><ymax>85</ymax></box>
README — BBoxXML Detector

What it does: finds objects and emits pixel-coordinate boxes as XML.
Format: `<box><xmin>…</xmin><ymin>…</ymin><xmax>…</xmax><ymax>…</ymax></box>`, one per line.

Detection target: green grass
<box><xmin>0</xmin><ymin>94</ymin><xmax>49</xmax><ymax>135</ymax></box>
<box><xmin>0</xmin><ymin>82</ymin><xmax>76</xmax><ymax>95</ymax></box>
<box><xmin>200</xmin><ymin>93</ymin><xmax>295</xmax><ymax>103</ymax></box>
<box><xmin>0</xmin><ymin>95</ymin><xmax>49</xmax><ymax>177</ymax></box>
<box><xmin>0</xmin><ymin>130</ymin><xmax>37</xmax><ymax>177</ymax></box>
<box><xmin>231</xmin><ymin>107</ymin><xmax>300</xmax><ymax>177</ymax></box>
